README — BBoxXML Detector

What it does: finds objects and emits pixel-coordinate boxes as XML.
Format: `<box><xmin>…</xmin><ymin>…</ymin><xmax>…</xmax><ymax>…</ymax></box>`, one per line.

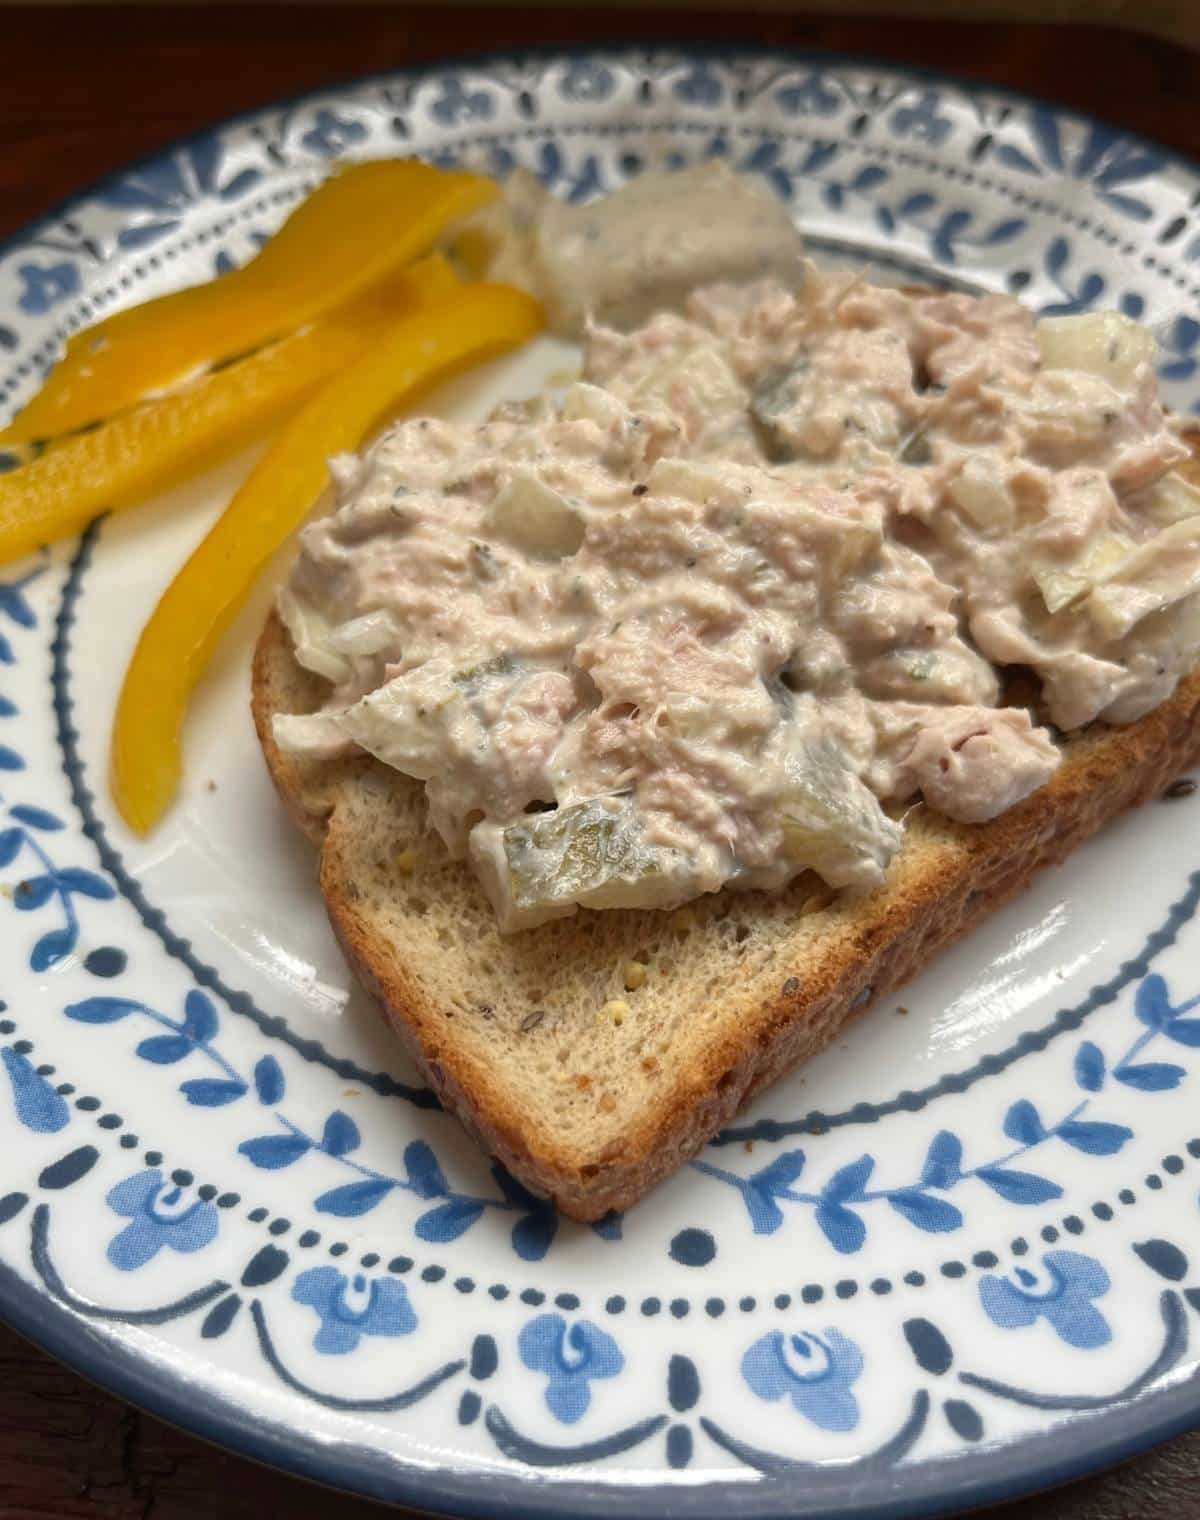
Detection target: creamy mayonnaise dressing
<box><xmin>275</xmin><ymin>169</ymin><xmax>1200</xmax><ymax>931</ymax></box>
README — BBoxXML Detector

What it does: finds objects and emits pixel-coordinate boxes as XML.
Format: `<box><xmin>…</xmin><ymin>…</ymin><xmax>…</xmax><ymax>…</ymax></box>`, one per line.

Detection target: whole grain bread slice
<box><xmin>250</xmin><ymin>441</ymin><xmax>1200</xmax><ymax>1222</ymax></box>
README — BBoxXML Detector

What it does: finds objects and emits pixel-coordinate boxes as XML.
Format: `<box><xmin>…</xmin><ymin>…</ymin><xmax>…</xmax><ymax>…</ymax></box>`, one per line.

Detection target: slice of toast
<box><xmin>250</xmin><ymin>442</ymin><xmax>1200</xmax><ymax>1223</ymax></box>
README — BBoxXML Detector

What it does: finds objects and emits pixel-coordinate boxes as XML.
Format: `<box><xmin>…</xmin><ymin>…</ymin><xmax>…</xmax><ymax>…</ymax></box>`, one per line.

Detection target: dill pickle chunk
<box><xmin>472</xmin><ymin>796</ymin><xmax>691</xmax><ymax>930</ymax></box>
<box><xmin>774</xmin><ymin>737</ymin><xmax>902</xmax><ymax>891</ymax></box>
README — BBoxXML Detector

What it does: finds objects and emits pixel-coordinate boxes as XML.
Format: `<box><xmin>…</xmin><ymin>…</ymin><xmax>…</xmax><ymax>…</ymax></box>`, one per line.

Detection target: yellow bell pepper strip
<box><xmin>110</xmin><ymin>282</ymin><xmax>543</xmax><ymax>834</ymax></box>
<box><xmin>0</xmin><ymin>254</ymin><xmax>458</xmax><ymax>566</ymax></box>
<box><xmin>0</xmin><ymin>159</ymin><xmax>495</xmax><ymax>446</ymax></box>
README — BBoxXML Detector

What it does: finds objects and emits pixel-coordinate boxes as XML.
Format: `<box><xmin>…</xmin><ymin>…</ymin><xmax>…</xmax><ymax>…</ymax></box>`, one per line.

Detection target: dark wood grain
<box><xmin>0</xmin><ymin>3</ymin><xmax>1199</xmax><ymax>241</ymax></box>
<box><xmin>1</xmin><ymin>7</ymin><xmax>1200</xmax><ymax>1517</ymax></box>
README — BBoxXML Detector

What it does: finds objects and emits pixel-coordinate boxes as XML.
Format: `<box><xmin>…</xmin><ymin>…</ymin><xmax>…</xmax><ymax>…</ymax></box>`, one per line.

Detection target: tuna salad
<box><xmin>275</xmin><ymin>196</ymin><xmax>1199</xmax><ymax>930</ymax></box>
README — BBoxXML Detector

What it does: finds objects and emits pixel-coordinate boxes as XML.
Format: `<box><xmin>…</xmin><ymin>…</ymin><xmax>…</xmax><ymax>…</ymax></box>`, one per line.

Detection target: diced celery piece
<box><xmin>1036</xmin><ymin>312</ymin><xmax>1156</xmax><ymax>389</ymax></box>
<box><xmin>489</xmin><ymin>468</ymin><xmax>584</xmax><ymax>560</ymax></box>
<box><xmin>277</xmin><ymin>587</ymin><xmax>352</xmax><ymax>685</ymax></box>
<box><xmin>1086</xmin><ymin>517</ymin><xmax>1200</xmax><ymax>639</ymax></box>
<box><xmin>1140</xmin><ymin>470</ymin><xmax>1200</xmax><ymax>525</ymax></box>
<box><xmin>948</xmin><ymin>456</ymin><xmax>1013</xmax><ymax>531</ymax></box>
<box><xmin>1033</xmin><ymin>531</ymin><xmax>1134</xmax><ymax>615</ymax></box>
<box><xmin>338</xmin><ymin>677</ymin><xmax>464</xmax><ymax>781</ymax></box>
<box><xmin>1168</xmin><ymin>589</ymin><xmax>1200</xmax><ymax>659</ymax></box>
<box><xmin>327</xmin><ymin>610</ymin><xmax>398</xmax><ymax>657</ymax></box>
<box><xmin>647</xmin><ymin>456</ymin><xmax>727</xmax><ymax>505</ymax></box>
<box><xmin>562</xmin><ymin>381</ymin><xmax>626</xmax><ymax>431</ymax></box>
<box><xmin>632</xmin><ymin>343</ymin><xmax>743</xmax><ymax>422</ymax></box>
<box><xmin>271</xmin><ymin>711</ymin><xmax>350</xmax><ymax>760</ymax></box>
<box><xmin>827</xmin><ymin>518</ymin><xmax>882</xmax><ymax>579</ymax></box>
<box><xmin>339</xmin><ymin>651</ymin><xmax>525</xmax><ymax>787</ymax></box>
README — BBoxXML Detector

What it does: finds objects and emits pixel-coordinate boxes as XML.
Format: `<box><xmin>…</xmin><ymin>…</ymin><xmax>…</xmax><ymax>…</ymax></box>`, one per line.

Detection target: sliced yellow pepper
<box><xmin>0</xmin><ymin>254</ymin><xmax>458</xmax><ymax>566</ymax></box>
<box><xmin>111</xmin><ymin>282</ymin><xmax>543</xmax><ymax>834</ymax></box>
<box><xmin>1</xmin><ymin>159</ymin><xmax>494</xmax><ymax>445</ymax></box>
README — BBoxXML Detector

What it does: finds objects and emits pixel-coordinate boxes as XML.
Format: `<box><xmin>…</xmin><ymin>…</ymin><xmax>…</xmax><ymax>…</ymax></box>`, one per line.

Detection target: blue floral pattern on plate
<box><xmin>742</xmin><ymin>1328</ymin><xmax>864</xmax><ymax>1431</ymax></box>
<box><xmin>979</xmin><ymin>1250</ymin><xmax>1112</xmax><ymax>1350</ymax></box>
<box><xmin>106</xmin><ymin>1169</ymin><xmax>219</xmax><ymax>1271</ymax></box>
<box><xmin>518</xmin><ymin>1314</ymin><xmax>624</xmax><ymax>1423</ymax></box>
<box><xmin>292</xmin><ymin>1265</ymin><xmax>417</xmax><ymax>1353</ymax></box>
<box><xmin>0</xmin><ymin>47</ymin><xmax>1198</xmax><ymax>1520</ymax></box>
<box><xmin>16</xmin><ymin>261</ymin><xmax>81</xmax><ymax>315</ymax></box>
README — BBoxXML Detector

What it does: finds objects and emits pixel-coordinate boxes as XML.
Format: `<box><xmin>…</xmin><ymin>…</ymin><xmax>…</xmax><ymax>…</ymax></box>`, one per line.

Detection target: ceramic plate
<box><xmin>3</xmin><ymin>48</ymin><xmax>1200</xmax><ymax>1519</ymax></box>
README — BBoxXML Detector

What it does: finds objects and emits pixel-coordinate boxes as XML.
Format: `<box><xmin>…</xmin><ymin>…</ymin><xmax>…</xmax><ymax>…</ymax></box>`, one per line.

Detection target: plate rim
<box><xmin>2</xmin><ymin>40</ymin><xmax>1199</xmax><ymax>1519</ymax></box>
<box><xmin>4</xmin><ymin>1244</ymin><xmax>1200</xmax><ymax>1520</ymax></box>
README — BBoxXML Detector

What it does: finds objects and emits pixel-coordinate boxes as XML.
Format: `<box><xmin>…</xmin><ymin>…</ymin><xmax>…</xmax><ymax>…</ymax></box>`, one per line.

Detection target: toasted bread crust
<box><xmin>253</xmin><ymin>601</ymin><xmax>1200</xmax><ymax>1219</ymax></box>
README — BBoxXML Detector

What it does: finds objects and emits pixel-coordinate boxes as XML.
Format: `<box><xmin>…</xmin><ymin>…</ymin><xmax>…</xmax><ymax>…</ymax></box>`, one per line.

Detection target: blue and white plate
<box><xmin>3</xmin><ymin>48</ymin><xmax>1200</xmax><ymax>1518</ymax></box>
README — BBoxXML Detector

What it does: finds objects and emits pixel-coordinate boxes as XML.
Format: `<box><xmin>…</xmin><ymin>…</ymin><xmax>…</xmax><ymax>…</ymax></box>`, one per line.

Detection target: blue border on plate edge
<box><xmin>4</xmin><ymin>1247</ymin><xmax>1200</xmax><ymax>1519</ymax></box>
<box><xmin>2</xmin><ymin>41</ymin><xmax>1200</xmax><ymax>1520</ymax></box>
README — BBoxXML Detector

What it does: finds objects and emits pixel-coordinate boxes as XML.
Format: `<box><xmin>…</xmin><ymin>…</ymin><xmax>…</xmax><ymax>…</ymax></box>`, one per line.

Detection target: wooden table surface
<box><xmin>2</xmin><ymin>6</ymin><xmax>1200</xmax><ymax>1516</ymax></box>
